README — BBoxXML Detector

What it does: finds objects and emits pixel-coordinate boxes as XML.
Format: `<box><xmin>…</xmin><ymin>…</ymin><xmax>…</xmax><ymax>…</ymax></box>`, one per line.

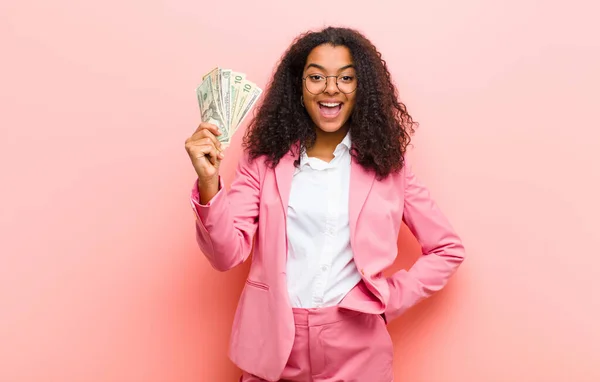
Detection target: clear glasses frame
<box><xmin>302</xmin><ymin>74</ymin><xmax>358</xmax><ymax>95</ymax></box>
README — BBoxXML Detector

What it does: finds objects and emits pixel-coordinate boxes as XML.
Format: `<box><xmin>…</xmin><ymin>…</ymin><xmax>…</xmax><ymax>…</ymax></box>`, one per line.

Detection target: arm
<box><xmin>384</xmin><ymin>160</ymin><xmax>466</xmax><ymax>322</ymax></box>
<box><xmin>190</xmin><ymin>153</ymin><xmax>260</xmax><ymax>272</ymax></box>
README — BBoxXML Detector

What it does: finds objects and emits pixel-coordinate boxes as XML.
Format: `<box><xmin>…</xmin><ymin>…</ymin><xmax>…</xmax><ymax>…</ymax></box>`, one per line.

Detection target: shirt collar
<box><xmin>298</xmin><ymin>131</ymin><xmax>352</xmax><ymax>169</ymax></box>
<box><xmin>339</xmin><ymin>131</ymin><xmax>351</xmax><ymax>151</ymax></box>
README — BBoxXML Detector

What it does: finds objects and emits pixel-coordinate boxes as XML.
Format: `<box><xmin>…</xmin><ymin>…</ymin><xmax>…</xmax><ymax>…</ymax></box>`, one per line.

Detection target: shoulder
<box><xmin>371</xmin><ymin>155</ymin><xmax>411</xmax><ymax>194</ymax></box>
<box><xmin>239</xmin><ymin>144</ymin><xmax>299</xmax><ymax>172</ymax></box>
<box><xmin>235</xmin><ymin>149</ymin><xmax>270</xmax><ymax>180</ymax></box>
<box><xmin>381</xmin><ymin>153</ymin><xmax>412</xmax><ymax>179</ymax></box>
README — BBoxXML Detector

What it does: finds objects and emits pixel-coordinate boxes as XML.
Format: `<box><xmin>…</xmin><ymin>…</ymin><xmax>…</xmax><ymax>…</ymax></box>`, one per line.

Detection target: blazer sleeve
<box><xmin>384</xmin><ymin>159</ymin><xmax>466</xmax><ymax>322</ymax></box>
<box><xmin>190</xmin><ymin>153</ymin><xmax>260</xmax><ymax>272</ymax></box>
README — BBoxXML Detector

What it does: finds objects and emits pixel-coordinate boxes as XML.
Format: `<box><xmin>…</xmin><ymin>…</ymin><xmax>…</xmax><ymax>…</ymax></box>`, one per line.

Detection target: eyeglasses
<box><xmin>302</xmin><ymin>73</ymin><xmax>358</xmax><ymax>95</ymax></box>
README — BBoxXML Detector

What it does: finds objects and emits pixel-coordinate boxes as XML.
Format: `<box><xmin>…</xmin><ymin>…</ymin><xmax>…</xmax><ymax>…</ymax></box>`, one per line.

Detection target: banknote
<box><xmin>232</xmin><ymin>80</ymin><xmax>254</xmax><ymax>128</ymax></box>
<box><xmin>196</xmin><ymin>75</ymin><xmax>227</xmax><ymax>139</ymax></box>
<box><xmin>205</xmin><ymin>68</ymin><xmax>225</xmax><ymax>120</ymax></box>
<box><xmin>220</xmin><ymin>69</ymin><xmax>232</xmax><ymax>130</ymax></box>
<box><xmin>230</xmin><ymin>71</ymin><xmax>246</xmax><ymax>127</ymax></box>
<box><xmin>196</xmin><ymin>67</ymin><xmax>262</xmax><ymax>146</ymax></box>
<box><xmin>233</xmin><ymin>83</ymin><xmax>263</xmax><ymax>129</ymax></box>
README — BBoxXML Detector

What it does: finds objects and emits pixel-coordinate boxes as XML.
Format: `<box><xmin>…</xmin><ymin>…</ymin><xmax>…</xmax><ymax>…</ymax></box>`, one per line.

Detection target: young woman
<box><xmin>185</xmin><ymin>26</ymin><xmax>465</xmax><ymax>382</ymax></box>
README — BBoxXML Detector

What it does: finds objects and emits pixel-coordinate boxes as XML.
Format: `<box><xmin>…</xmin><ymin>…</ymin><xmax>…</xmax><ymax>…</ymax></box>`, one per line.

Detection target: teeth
<box><xmin>319</xmin><ymin>102</ymin><xmax>341</xmax><ymax>107</ymax></box>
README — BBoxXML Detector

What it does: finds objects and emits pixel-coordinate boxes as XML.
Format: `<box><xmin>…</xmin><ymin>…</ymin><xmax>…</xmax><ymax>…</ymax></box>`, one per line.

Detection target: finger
<box><xmin>189</xmin><ymin>127</ymin><xmax>222</xmax><ymax>146</ymax></box>
<box><xmin>196</xmin><ymin>153</ymin><xmax>214</xmax><ymax>172</ymax></box>
<box><xmin>199</xmin><ymin>133</ymin><xmax>223</xmax><ymax>151</ymax></box>
<box><xmin>189</xmin><ymin>135</ymin><xmax>223</xmax><ymax>153</ymax></box>
<box><xmin>194</xmin><ymin>122</ymin><xmax>222</xmax><ymax>137</ymax></box>
<box><xmin>195</xmin><ymin>144</ymin><xmax>222</xmax><ymax>166</ymax></box>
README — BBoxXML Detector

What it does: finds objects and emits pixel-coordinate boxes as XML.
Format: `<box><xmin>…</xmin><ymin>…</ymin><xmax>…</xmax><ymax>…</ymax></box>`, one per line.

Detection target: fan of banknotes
<box><xmin>196</xmin><ymin>67</ymin><xmax>263</xmax><ymax>147</ymax></box>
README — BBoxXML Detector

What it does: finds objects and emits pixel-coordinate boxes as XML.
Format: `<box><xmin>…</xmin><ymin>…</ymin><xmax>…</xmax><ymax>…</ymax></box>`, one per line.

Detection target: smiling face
<box><xmin>302</xmin><ymin>44</ymin><xmax>357</xmax><ymax>134</ymax></box>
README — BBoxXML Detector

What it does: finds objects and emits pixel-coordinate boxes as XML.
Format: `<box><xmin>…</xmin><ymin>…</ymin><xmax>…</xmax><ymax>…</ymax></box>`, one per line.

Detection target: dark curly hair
<box><xmin>243</xmin><ymin>26</ymin><xmax>417</xmax><ymax>179</ymax></box>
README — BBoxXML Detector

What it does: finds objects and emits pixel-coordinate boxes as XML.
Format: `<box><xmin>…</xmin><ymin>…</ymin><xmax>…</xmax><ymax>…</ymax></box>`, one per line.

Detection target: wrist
<box><xmin>197</xmin><ymin>176</ymin><xmax>220</xmax><ymax>205</ymax></box>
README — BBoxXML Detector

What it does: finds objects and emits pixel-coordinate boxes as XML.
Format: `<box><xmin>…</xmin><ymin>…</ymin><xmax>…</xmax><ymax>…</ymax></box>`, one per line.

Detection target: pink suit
<box><xmin>190</xmin><ymin>149</ymin><xmax>465</xmax><ymax>381</ymax></box>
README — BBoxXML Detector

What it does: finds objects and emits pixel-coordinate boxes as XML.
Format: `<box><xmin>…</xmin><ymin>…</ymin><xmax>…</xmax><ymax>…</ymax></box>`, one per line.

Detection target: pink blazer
<box><xmin>190</xmin><ymin>148</ymin><xmax>465</xmax><ymax>381</ymax></box>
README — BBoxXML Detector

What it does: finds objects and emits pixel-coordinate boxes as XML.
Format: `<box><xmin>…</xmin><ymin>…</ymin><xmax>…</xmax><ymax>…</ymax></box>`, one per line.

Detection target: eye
<box><xmin>339</xmin><ymin>75</ymin><xmax>354</xmax><ymax>83</ymax></box>
<box><xmin>308</xmin><ymin>74</ymin><xmax>325</xmax><ymax>81</ymax></box>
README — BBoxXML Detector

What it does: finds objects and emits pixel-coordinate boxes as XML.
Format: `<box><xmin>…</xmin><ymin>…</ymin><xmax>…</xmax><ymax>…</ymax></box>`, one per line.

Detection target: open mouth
<box><xmin>318</xmin><ymin>101</ymin><xmax>343</xmax><ymax>119</ymax></box>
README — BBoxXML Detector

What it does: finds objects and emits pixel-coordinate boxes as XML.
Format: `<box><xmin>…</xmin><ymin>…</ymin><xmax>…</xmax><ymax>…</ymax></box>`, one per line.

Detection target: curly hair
<box><xmin>242</xmin><ymin>26</ymin><xmax>417</xmax><ymax>179</ymax></box>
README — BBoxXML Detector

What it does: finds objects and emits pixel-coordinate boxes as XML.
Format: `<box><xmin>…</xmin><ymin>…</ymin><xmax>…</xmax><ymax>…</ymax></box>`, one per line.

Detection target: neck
<box><xmin>305</xmin><ymin>125</ymin><xmax>349</xmax><ymax>161</ymax></box>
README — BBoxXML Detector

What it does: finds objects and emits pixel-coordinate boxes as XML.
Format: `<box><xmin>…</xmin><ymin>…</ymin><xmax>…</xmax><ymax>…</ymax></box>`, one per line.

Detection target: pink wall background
<box><xmin>2</xmin><ymin>0</ymin><xmax>599</xmax><ymax>381</ymax></box>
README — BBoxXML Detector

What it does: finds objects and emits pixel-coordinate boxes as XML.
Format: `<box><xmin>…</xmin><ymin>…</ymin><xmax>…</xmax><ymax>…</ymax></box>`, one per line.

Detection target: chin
<box><xmin>314</xmin><ymin>120</ymin><xmax>350</xmax><ymax>134</ymax></box>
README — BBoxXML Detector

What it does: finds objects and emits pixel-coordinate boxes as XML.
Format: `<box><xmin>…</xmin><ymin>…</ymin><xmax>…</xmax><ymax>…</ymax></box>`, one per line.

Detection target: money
<box><xmin>220</xmin><ymin>69</ymin><xmax>232</xmax><ymax>129</ymax></box>
<box><xmin>233</xmin><ymin>82</ymin><xmax>262</xmax><ymax>129</ymax></box>
<box><xmin>196</xmin><ymin>67</ymin><xmax>262</xmax><ymax>147</ymax></box>
<box><xmin>197</xmin><ymin>75</ymin><xmax>227</xmax><ymax>134</ymax></box>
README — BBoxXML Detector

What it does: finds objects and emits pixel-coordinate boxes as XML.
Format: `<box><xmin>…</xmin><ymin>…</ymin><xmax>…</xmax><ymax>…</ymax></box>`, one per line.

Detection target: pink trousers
<box><xmin>240</xmin><ymin>306</ymin><xmax>394</xmax><ymax>382</ymax></box>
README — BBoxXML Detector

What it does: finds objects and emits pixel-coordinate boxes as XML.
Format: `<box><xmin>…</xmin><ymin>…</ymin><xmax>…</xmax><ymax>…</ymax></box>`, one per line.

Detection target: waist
<box><xmin>291</xmin><ymin>305</ymin><xmax>364</xmax><ymax>326</ymax></box>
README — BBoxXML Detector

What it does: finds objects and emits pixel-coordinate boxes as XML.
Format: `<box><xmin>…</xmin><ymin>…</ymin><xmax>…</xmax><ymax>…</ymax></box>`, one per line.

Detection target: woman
<box><xmin>185</xmin><ymin>26</ymin><xmax>465</xmax><ymax>382</ymax></box>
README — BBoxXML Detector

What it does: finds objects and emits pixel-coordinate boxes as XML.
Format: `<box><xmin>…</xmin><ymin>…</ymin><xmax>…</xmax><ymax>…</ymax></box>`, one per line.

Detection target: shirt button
<box><xmin>321</xmin><ymin>264</ymin><xmax>328</xmax><ymax>271</ymax></box>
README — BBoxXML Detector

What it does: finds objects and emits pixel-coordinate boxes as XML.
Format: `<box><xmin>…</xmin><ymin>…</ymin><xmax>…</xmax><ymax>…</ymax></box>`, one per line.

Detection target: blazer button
<box><xmin>360</xmin><ymin>268</ymin><xmax>365</xmax><ymax>275</ymax></box>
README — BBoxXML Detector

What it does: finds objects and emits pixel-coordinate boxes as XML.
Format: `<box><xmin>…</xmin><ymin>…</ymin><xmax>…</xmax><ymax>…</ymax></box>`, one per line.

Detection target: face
<box><xmin>302</xmin><ymin>44</ymin><xmax>357</xmax><ymax>134</ymax></box>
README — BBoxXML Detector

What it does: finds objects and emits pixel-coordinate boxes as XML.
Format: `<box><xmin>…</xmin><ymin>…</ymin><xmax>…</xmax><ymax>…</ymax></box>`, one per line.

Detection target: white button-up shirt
<box><xmin>285</xmin><ymin>133</ymin><xmax>362</xmax><ymax>308</ymax></box>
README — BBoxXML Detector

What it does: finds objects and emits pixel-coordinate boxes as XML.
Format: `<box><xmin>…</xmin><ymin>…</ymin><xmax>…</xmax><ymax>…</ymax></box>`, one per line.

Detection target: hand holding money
<box><xmin>196</xmin><ymin>67</ymin><xmax>262</xmax><ymax>149</ymax></box>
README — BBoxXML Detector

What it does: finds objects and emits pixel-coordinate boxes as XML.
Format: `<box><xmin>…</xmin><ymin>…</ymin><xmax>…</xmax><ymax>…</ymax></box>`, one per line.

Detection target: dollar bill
<box><xmin>196</xmin><ymin>67</ymin><xmax>262</xmax><ymax>146</ymax></box>
<box><xmin>230</xmin><ymin>71</ymin><xmax>246</xmax><ymax>128</ymax></box>
<box><xmin>205</xmin><ymin>67</ymin><xmax>225</xmax><ymax>120</ymax></box>
<box><xmin>220</xmin><ymin>69</ymin><xmax>232</xmax><ymax>131</ymax></box>
<box><xmin>232</xmin><ymin>80</ymin><xmax>254</xmax><ymax>128</ymax></box>
<box><xmin>234</xmin><ymin>84</ymin><xmax>262</xmax><ymax>129</ymax></box>
<box><xmin>196</xmin><ymin>76</ymin><xmax>228</xmax><ymax>141</ymax></box>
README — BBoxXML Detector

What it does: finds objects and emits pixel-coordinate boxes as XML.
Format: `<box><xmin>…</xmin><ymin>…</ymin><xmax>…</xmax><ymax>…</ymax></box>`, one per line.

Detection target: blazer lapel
<box><xmin>349</xmin><ymin>157</ymin><xmax>375</xmax><ymax>245</ymax></box>
<box><xmin>274</xmin><ymin>149</ymin><xmax>297</xmax><ymax>221</ymax></box>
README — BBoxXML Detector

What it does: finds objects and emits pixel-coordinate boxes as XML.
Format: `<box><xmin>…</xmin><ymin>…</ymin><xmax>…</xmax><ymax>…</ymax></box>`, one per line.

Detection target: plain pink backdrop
<box><xmin>1</xmin><ymin>0</ymin><xmax>599</xmax><ymax>381</ymax></box>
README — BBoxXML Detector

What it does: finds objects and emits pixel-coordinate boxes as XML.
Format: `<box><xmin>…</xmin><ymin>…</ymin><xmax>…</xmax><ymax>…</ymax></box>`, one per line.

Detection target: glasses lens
<box><xmin>336</xmin><ymin>74</ymin><xmax>357</xmax><ymax>94</ymax></box>
<box><xmin>304</xmin><ymin>74</ymin><xmax>326</xmax><ymax>94</ymax></box>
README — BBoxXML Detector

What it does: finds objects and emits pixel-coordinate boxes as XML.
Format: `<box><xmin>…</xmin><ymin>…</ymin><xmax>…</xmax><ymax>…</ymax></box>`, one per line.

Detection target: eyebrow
<box><xmin>305</xmin><ymin>63</ymin><xmax>355</xmax><ymax>72</ymax></box>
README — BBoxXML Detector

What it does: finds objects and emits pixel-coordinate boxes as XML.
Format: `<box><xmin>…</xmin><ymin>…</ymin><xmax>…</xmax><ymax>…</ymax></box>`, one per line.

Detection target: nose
<box><xmin>323</xmin><ymin>76</ymin><xmax>339</xmax><ymax>95</ymax></box>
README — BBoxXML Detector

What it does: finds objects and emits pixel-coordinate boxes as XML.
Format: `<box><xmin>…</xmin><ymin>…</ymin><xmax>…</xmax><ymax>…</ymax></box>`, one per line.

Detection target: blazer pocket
<box><xmin>245</xmin><ymin>279</ymin><xmax>269</xmax><ymax>291</ymax></box>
